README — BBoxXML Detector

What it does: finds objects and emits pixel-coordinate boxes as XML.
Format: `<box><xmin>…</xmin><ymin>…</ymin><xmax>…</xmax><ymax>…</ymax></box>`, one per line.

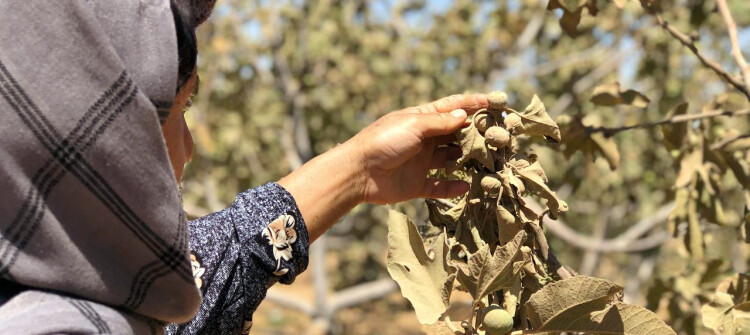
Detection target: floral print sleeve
<box><xmin>165</xmin><ymin>183</ymin><xmax>310</xmax><ymax>335</ymax></box>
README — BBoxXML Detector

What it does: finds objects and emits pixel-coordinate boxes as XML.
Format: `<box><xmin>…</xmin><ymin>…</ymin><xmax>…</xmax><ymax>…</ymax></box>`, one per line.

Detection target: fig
<box><xmin>485</xmin><ymin>126</ymin><xmax>511</xmax><ymax>148</ymax></box>
<box><xmin>473</xmin><ymin>111</ymin><xmax>494</xmax><ymax>133</ymax></box>
<box><xmin>482</xmin><ymin>305</ymin><xmax>513</xmax><ymax>335</ymax></box>
<box><xmin>480</xmin><ymin>174</ymin><xmax>502</xmax><ymax>194</ymax></box>
<box><xmin>488</xmin><ymin>91</ymin><xmax>508</xmax><ymax>111</ymax></box>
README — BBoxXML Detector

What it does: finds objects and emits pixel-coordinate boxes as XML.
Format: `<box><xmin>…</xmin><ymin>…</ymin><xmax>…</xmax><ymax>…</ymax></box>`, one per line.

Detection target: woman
<box><xmin>0</xmin><ymin>0</ymin><xmax>488</xmax><ymax>334</ymax></box>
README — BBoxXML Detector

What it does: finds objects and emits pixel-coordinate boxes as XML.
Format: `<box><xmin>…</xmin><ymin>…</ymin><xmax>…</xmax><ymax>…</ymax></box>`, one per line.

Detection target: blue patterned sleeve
<box><xmin>165</xmin><ymin>182</ymin><xmax>310</xmax><ymax>335</ymax></box>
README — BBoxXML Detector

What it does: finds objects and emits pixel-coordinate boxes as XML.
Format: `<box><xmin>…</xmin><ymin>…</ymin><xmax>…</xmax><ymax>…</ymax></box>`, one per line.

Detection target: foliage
<box><xmin>388</xmin><ymin>92</ymin><xmax>676</xmax><ymax>334</ymax></box>
<box><xmin>185</xmin><ymin>0</ymin><xmax>750</xmax><ymax>333</ymax></box>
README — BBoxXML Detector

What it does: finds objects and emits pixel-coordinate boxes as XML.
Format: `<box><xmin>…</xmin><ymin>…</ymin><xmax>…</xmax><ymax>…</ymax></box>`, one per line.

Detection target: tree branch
<box><xmin>654</xmin><ymin>15</ymin><xmax>750</xmax><ymax>100</ymax></box>
<box><xmin>716</xmin><ymin>0</ymin><xmax>750</xmax><ymax>95</ymax></box>
<box><xmin>588</xmin><ymin>108</ymin><xmax>750</xmax><ymax>137</ymax></box>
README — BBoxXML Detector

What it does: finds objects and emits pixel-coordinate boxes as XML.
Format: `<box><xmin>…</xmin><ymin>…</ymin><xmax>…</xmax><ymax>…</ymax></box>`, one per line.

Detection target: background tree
<box><xmin>183</xmin><ymin>0</ymin><xmax>750</xmax><ymax>333</ymax></box>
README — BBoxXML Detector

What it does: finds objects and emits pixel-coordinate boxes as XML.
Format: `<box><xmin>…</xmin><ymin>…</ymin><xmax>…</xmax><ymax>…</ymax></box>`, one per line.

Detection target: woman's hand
<box><xmin>348</xmin><ymin>94</ymin><xmax>489</xmax><ymax>204</ymax></box>
<box><xmin>279</xmin><ymin>94</ymin><xmax>488</xmax><ymax>242</ymax></box>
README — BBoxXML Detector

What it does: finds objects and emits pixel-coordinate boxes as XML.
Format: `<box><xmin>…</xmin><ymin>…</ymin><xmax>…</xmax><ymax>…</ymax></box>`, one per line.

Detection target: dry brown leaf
<box><xmin>525</xmin><ymin>276</ymin><xmax>623</xmax><ymax>329</ymax></box>
<box><xmin>590</xmin><ymin>82</ymin><xmax>650</xmax><ymax>108</ymax></box>
<box><xmin>456</xmin><ymin>122</ymin><xmax>495</xmax><ymax>171</ymax></box>
<box><xmin>387</xmin><ymin>210</ymin><xmax>456</xmax><ymax>324</ymax></box>
<box><xmin>661</xmin><ymin>102</ymin><xmax>689</xmax><ymax>150</ymax></box>
<box><xmin>701</xmin><ymin>274</ymin><xmax>750</xmax><ymax>335</ymax></box>
<box><xmin>511</xmin><ymin>95</ymin><xmax>562</xmax><ymax>142</ymax></box>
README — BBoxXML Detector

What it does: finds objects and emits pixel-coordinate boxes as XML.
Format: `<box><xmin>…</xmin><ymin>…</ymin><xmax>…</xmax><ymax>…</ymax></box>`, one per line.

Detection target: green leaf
<box><xmin>387</xmin><ymin>210</ymin><xmax>456</xmax><ymax>324</ymax></box>
<box><xmin>590</xmin><ymin>82</ymin><xmax>650</xmax><ymax>108</ymax></box>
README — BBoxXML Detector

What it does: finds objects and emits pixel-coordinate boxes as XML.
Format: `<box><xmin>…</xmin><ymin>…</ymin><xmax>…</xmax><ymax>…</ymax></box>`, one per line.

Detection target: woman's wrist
<box><xmin>277</xmin><ymin>139</ymin><xmax>367</xmax><ymax>242</ymax></box>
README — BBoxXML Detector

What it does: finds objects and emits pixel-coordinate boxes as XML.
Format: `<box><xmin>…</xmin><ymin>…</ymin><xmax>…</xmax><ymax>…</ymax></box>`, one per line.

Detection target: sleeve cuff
<box><xmin>230</xmin><ymin>182</ymin><xmax>310</xmax><ymax>285</ymax></box>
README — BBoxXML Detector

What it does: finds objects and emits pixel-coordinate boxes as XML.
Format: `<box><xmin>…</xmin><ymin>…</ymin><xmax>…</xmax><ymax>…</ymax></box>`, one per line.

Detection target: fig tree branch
<box><xmin>654</xmin><ymin>14</ymin><xmax>750</xmax><ymax>100</ymax></box>
<box><xmin>587</xmin><ymin>108</ymin><xmax>750</xmax><ymax>137</ymax></box>
<box><xmin>716</xmin><ymin>0</ymin><xmax>750</xmax><ymax>95</ymax></box>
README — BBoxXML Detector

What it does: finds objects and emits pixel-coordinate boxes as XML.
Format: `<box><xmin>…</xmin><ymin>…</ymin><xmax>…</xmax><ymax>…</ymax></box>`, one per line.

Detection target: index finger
<box><xmin>399</xmin><ymin>94</ymin><xmax>489</xmax><ymax>115</ymax></box>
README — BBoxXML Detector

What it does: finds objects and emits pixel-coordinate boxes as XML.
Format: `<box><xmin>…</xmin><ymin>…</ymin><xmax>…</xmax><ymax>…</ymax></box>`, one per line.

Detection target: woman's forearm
<box><xmin>277</xmin><ymin>140</ymin><xmax>365</xmax><ymax>242</ymax></box>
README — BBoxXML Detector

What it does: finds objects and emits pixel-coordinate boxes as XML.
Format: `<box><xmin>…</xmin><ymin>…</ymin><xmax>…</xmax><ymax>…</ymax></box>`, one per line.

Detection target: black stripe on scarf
<box><xmin>122</xmin><ymin>210</ymin><xmax>189</xmax><ymax>310</ymax></box>
<box><xmin>0</xmin><ymin>72</ymin><xmax>132</xmax><ymax>278</ymax></box>
<box><xmin>0</xmin><ymin>60</ymin><xmax>192</xmax><ymax>282</ymax></box>
<box><xmin>64</xmin><ymin>297</ymin><xmax>111</xmax><ymax>333</ymax></box>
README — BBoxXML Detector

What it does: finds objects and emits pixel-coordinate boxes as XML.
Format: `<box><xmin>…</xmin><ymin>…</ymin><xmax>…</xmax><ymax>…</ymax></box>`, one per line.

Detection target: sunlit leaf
<box><xmin>387</xmin><ymin>210</ymin><xmax>456</xmax><ymax>324</ymax></box>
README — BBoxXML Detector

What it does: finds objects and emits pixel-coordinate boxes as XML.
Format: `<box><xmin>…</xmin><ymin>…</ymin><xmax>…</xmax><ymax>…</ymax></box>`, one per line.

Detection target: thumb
<box><xmin>410</xmin><ymin>109</ymin><xmax>468</xmax><ymax>139</ymax></box>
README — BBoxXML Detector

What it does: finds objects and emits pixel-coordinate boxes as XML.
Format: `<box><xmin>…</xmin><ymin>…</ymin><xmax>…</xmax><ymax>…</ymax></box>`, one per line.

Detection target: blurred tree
<box><xmin>182</xmin><ymin>0</ymin><xmax>750</xmax><ymax>333</ymax></box>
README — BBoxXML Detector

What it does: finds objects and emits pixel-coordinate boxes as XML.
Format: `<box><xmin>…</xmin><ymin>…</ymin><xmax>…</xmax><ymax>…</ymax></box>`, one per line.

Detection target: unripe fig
<box><xmin>504</xmin><ymin>113</ymin><xmax>522</xmax><ymax>132</ymax></box>
<box><xmin>473</xmin><ymin>110</ymin><xmax>494</xmax><ymax>133</ymax></box>
<box><xmin>488</xmin><ymin>91</ymin><xmax>508</xmax><ymax>111</ymax></box>
<box><xmin>485</xmin><ymin>126</ymin><xmax>510</xmax><ymax>148</ymax></box>
<box><xmin>482</xmin><ymin>305</ymin><xmax>513</xmax><ymax>335</ymax></box>
<box><xmin>480</xmin><ymin>174</ymin><xmax>502</xmax><ymax>194</ymax></box>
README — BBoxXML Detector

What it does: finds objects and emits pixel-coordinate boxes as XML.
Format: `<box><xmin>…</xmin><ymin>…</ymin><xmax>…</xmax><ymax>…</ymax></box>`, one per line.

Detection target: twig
<box><xmin>265</xmin><ymin>290</ymin><xmax>315</xmax><ymax>315</ymax></box>
<box><xmin>587</xmin><ymin>108</ymin><xmax>750</xmax><ymax>137</ymax></box>
<box><xmin>539</xmin><ymin>202</ymin><xmax>674</xmax><ymax>252</ymax></box>
<box><xmin>329</xmin><ymin>278</ymin><xmax>398</xmax><ymax>312</ymax></box>
<box><xmin>654</xmin><ymin>15</ymin><xmax>750</xmax><ymax>100</ymax></box>
<box><xmin>716</xmin><ymin>0</ymin><xmax>750</xmax><ymax>95</ymax></box>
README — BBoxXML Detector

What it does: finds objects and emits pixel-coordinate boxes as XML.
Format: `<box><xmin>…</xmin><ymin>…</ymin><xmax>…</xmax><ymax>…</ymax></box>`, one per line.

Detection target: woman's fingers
<box><xmin>429</xmin><ymin>146</ymin><xmax>461</xmax><ymax>169</ymax></box>
<box><xmin>408</xmin><ymin>109</ymin><xmax>468</xmax><ymax>138</ymax></box>
<box><xmin>398</xmin><ymin>94</ymin><xmax>489</xmax><ymax>115</ymax></box>
<box><xmin>420</xmin><ymin>179</ymin><xmax>470</xmax><ymax>199</ymax></box>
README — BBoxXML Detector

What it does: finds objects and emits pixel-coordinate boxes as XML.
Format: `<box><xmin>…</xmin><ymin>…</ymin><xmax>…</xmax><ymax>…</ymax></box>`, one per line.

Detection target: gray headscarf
<box><xmin>0</xmin><ymin>0</ymin><xmax>213</xmax><ymax>325</ymax></box>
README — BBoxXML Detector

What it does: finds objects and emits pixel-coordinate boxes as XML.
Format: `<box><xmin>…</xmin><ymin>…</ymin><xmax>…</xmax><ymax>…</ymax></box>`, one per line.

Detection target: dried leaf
<box><xmin>457</xmin><ymin>231</ymin><xmax>527</xmax><ymax>301</ymax></box>
<box><xmin>456</xmin><ymin>244</ymin><xmax>488</xmax><ymax>300</ymax></box>
<box><xmin>511</xmin><ymin>95</ymin><xmax>562</xmax><ymax>142</ymax></box>
<box><xmin>525</xmin><ymin>276</ymin><xmax>623</xmax><ymax>329</ymax></box>
<box><xmin>428</xmin><ymin>197</ymin><xmax>466</xmax><ymax>230</ymax></box>
<box><xmin>560</xmin><ymin>9</ymin><xmax>583</xmax><ymax>37</ymax></box>
<box><xmin>504</xmin><ymin>277</ymin><xmax>523</xmax><ymax>316</ymax></box>
<box><xmin>525</xmin><ymin>277</ymin><xmax>674</xmax><ymax>334</ymax></box>
<box><xmin>661</xmin><ymin>102</ymin><xmax>689</xmax><ymax>150</ymax></box>
<box><xmin>701</xmin><ymin>274</ymin><xmax>750</xmax><ymax>334</ymax></box>
<box><xmin>387</xmin><ymin>210</ymin><xmax>456</xmax><ymax>324</ymax></box>
<box><xmin>456</xmin><ymin>122</ymin><xmax>495</xmax><ymax>171</ymax></box>
<box><xmin>497</xmin><ymin>199</ymin><xmax>522</xmax><ymax>244</ymax></box>
<box><xmin>560</xmin><ymin>116</ymin><xmax>621</xmax><ymax>170</ymax></box>
<box><xmin>590</xmin><ymin>82</ymin><xmax>650</xmax><ymax>108</ymax></box>
<box><xmin>475</xmin><ymin>231</ymin><xmax>528</xmax><ymax>301</ymax></box>
<box><xmin>712</xmin><ymin>130</ymin><xmax>750</xmax><ymax>152</ymax></box>
<box><xmin>560</xmin><ymin>303</ymin><xmax>677</xmax><ymax>334</ymax></box>
<box><xmin>515</xmin><ymin>161</ymin><xmax>569</xmax><ymax>218</ymax></box>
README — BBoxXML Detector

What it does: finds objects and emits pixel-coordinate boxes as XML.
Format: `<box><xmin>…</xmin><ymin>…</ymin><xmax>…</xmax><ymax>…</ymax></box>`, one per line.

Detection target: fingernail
<box><xmin>450</xmin><ymin>109</ymin><xmax>466</xmax><ymax>118</ymax></box>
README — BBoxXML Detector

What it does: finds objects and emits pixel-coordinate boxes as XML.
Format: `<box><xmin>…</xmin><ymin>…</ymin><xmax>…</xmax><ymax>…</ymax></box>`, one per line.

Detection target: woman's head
<box><xmin>162</xmin><ymin>0</ymin><xmax>215</xmax><ymax>182</ymax></box>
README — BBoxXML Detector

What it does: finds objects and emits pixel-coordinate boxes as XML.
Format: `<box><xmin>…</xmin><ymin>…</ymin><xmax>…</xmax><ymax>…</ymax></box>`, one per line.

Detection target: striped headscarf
<box><xmin>0</xmin><ymin>0</ymin><xmax>214</xmax><ymax>325</ymax></box>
